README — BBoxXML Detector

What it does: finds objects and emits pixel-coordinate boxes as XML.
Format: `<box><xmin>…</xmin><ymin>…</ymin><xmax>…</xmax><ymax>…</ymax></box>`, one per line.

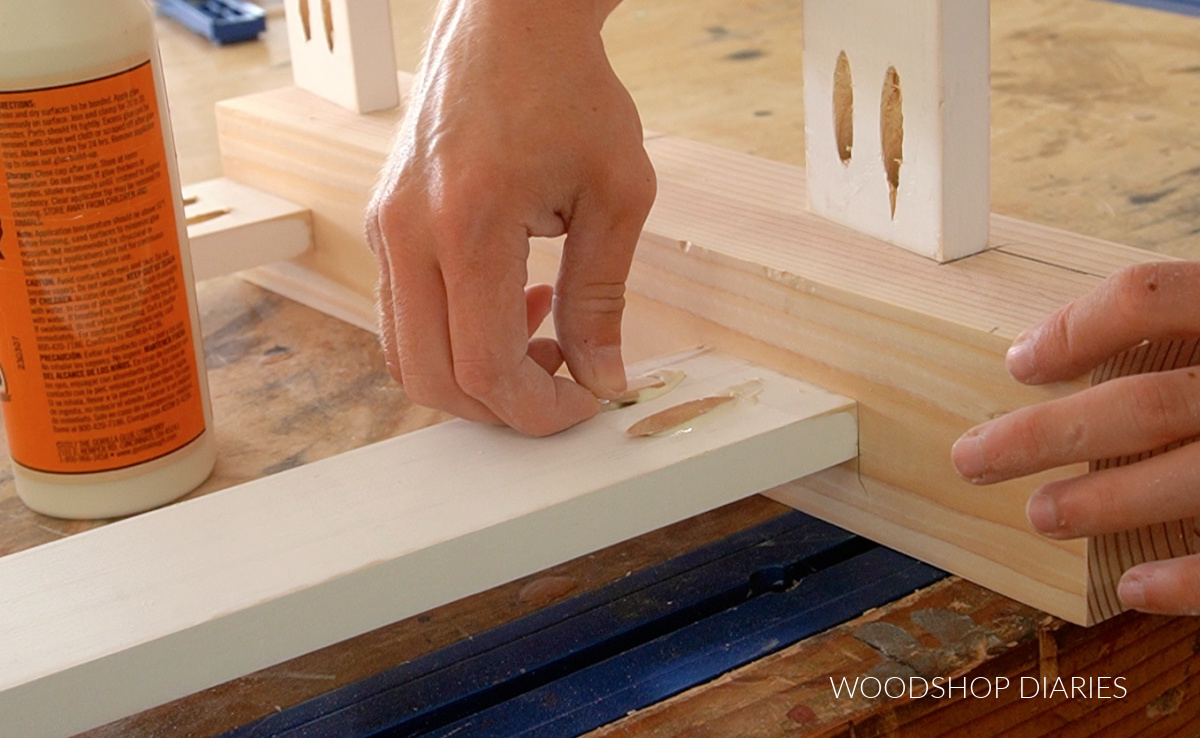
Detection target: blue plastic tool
<box><xmin>222</xmin><ymin>511</ymin><xmax>946</xmax><ymax>738</ymax></box>
<box><xmin>155</xmin><ymin>0</ymin><xmax>267</xmax><ymax>45</ymax></box>
<box><xmin>1100</xmin><ymin>0</ymin><xmax>1200</xmax><ymax>15</ymax></box>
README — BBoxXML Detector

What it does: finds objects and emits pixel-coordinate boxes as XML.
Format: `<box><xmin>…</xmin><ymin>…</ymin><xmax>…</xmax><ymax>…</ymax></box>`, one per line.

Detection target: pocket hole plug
<box><xmin>833</xmin><ymin>51</ymin><xmax>854</xmax><ymax>164</ymax></box>
<box><xmin>299</xmin><ymin>0</ymin><xmax>312</xmax><ymax>41</ymax></box>
<box><xmin>880</xmin><ymin>65</ymin><xmax>903</xmax><ymax>219</ymax></box>
<box><xmin>322</xmin><ymin>0</ymin><xmax>335</xmax><ymax>51</ymax></box>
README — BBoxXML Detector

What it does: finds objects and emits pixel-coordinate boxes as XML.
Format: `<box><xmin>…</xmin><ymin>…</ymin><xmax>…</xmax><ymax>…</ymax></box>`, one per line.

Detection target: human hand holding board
<box><xmin>955</xmin><ymin>261</ymin><xmax>1200</xmax><ymax>616</ymax></box>
<box><xmin>365</xmin><ymin>0</ymin><xmax>656</xmax><ymax>436</ymax></box>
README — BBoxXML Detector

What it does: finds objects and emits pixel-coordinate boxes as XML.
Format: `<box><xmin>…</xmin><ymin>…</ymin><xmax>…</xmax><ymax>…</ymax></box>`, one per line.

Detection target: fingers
<box><xmin>375</xmin><ymin>205</ymin><xmax>588</xmax><ymax>433</ymax></box>
<box><xmin>371</xmin><ymin>165</ymin><xmax>583</xmax><ymax>433</ymax></box>
<box><xmin>953</xmin><ymin>367</ymin><xmax>1200</xmax><ymax>483</ymax></box>
<box><xmin>1017</xmin><ymin>440</ymin><xmax>1200</xmax><ymax>539</ymax></box>
<box><xmin>1120</xmin><ymin>554</ymin><xmax>1200</xmax><ymax>615</ymax></box>
<box><xmin>377</xmin><ymin>236</ymin><xmax>574</xmax><ymax>430</ymax></box>
<box><xmin>366</xmin><ymin>208</ymin><xmax>403</xmax><ymax>384</ymax></box>
<box><xmin>443</xmin><ymin>239</ymin><xmax>598</xmax><ymax>436</ymax></box>
<box><xmin>555</xmin><ymin>150</ymin><xmax>657</xmax><ymax>399</ymax></box>
<box><xmin>528</xmin><ymin>337</ymin><xmax>565</xmax><ymax>376</ymax></box>
<box><xmin>949</xmin><ymin>261</ymin><xmax>1200</xmax><ymax>618</ymax></box>
<box><xmin>525</xmin><ymin>284</ymin><xmax>565</xmax><ymax>375</ymax></box>
<box><xmin>384</xmin><ymin>243</ymin><xmax>503</xmax><ymax>425</ymax></box>
<box><xmin>1007</xmin><ymin>262</ymin><xmax>1200</xmax><ymax>384</ymax></box>
<box><xmin>366</xmin><ymin>16</ymin><xmax>650</xmax><ymax>435</ymax></box>
<box><xmin>380</xmin><ymin>245</ymin><xmax>587</xmax><ymax>433</ymax></box>
<box><xmin>525</xmin><ymin>283</ymin><xmax>554</xmax><ymax>337</ymax></box>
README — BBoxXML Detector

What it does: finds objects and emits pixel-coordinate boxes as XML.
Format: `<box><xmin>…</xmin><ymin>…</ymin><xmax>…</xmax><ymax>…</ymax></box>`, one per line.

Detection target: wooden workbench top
<box><xmin>1</xmin><ymin>0</ymin><xmax>1198</xmax><ymax>734</ymax></box>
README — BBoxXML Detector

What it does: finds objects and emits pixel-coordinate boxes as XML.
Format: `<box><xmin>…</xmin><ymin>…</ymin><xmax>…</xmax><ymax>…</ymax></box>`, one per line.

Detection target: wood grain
<box><xmin>1086</xmin><ymin>339</ymin><xmax>1200</xmax><ymax>623</ymax></box>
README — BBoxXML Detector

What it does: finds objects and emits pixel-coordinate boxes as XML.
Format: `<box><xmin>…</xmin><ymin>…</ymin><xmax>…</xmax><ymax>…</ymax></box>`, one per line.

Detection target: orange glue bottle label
<box><xmin>0</xmin><ymin>61</ymin><xmax>206</xmax><ymax>474</ymax></box>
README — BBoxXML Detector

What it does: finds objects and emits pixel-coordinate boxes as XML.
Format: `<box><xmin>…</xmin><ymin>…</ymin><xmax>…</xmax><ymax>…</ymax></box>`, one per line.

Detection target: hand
<box><xmin>366</xmin><ymin>0</ymin><xmax>656</xmax><ymax>436</ymax></box>
<box><xmin>952</xmin><ymin>262</ymin><xmax>1200</xmax><ymax>615</ymax></box>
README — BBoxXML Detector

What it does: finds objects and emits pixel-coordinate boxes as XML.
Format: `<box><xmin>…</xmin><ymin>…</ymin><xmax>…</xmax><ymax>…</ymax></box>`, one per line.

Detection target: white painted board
<box><xmin>0</xmin><ymin>350</ymin><xmax>856</xmax><ymax>736</ymax></box>
<box><xmin>803</xmin><ymin>0</ymin><xmax>990</xmax><ymax>262</ymax></box>
<box><xmin>184</xmin><ymin>178</ymin><xmax>312</xmax><ymax>281</ymax></box>
<box><xmin>282</xmin><ymin>0</ymin><xmax>400</xmax><ymax>113</ymax></box>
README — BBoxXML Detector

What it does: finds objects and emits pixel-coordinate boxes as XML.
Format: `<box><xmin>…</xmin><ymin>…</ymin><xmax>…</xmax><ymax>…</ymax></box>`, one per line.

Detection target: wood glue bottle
<box><xmin>0</xmin><ymin>0</ymin><xmax>216</xmax><ymax>518</ymax></box>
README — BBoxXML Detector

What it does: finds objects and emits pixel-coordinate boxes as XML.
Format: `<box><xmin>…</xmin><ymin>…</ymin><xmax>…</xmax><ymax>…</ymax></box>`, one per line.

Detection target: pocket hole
<box><xmin>880</xmin><ymin>66</ymin><xmax>903</xmax><ymax>219</ymax></box>
<box><xmin>322</xmin><ymin>0</ymin><xmax>335</xmax><ymax>51</ymax></box>
<box><xmin>299</xmin><ymin>0</ymin><xmax>312</xmax><ymax>41</ymax></box>
<box><xmin>833</xmin><ymin>51</ymin><xmax>854</xmax><ymax>164</ymax></box>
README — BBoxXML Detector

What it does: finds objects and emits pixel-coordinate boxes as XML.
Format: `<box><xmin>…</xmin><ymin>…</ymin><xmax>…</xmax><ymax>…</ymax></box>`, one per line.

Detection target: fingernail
<box><xmin>1026</xmin><ymin>492</ymin><xmax>1064</xmax><ymax>536</ymax></box>
<box><xmin>592</xmin><ymin>346</ymin><xmax>627</xmax><ymax>398</ymax></box>
<box><xmin>951</xmin><ymin>432</ymin><xmax>987</xmax><ymax>482</ymax></box>
<box><xmin>1118</xmin><ymin>572</ymin><xmax>1147</xmax><ymax>609</ymax></box>
<box><xmin>1006</xmin><ymin>335</ymin><xmax>1037</xmax><ymax>382</ymax></box>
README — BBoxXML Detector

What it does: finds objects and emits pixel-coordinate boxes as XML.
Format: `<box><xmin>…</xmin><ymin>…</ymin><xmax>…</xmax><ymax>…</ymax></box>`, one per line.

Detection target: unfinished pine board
<box><xmin>239</xmin><ymin>260</ymin><xmax>378</xmax><ymax>333</ymax></box>
<box><xmin>0</xmin><ymin>351</ymin><xmax>855</xmax><ymax>737</ymax></box>
<box><xmin>803</xmin><ymin>0</ymin><xmax>990</xmax><ymax>262</ymax></box>
<box><xmin>282</xmin><ymin>0</ymin><xmax>399</xmax><ymax>113</ymax></box>
<box><xmin>183</xmin><ymin>178</ymin><xmax>312</xmax><ymax>281</ymax></box>
<box><xmin>213</xmin><ymin>78</ymin><xmax>1175</xmax><ymax>624</ymax></box>
<box><xmin>601</xmin><ymin>135</ymin><xmax>1170</xmax><ymax>626</ymax></box>
<box><xmin>217</xmin><ymin>84</ymin><xmax>392</xmax><ymax>299</ymax></box>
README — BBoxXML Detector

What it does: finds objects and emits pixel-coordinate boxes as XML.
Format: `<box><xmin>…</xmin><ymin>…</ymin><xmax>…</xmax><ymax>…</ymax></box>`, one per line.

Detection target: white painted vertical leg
<box><xmin>803</xmin><ymin>0</ymin><xmax>990</xmax><ymax>262</ymax></box>
<box><xmin>283</xmin><ymin>0</ymin><xmax>400</xmax><ymax>113</ymax></box>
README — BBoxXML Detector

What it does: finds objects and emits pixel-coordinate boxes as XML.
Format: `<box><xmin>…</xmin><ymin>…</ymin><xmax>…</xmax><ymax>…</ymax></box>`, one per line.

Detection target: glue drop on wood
<box><xmin>0</xmin><ymin>0</ymin><xmax>216</xmax><ymax>518</ymax></box>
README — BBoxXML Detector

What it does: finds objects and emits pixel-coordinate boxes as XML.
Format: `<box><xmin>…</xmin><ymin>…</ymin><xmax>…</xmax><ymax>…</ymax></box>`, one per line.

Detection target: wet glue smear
<box><xmin>602</xmin><ymin>368</ymin><xmax>687</xmax><ymax>410</ymax></box>
<box><xmin>0</xmin><ymin>0</ymin><xmax>216</xmax><ymax>518</ymax></box>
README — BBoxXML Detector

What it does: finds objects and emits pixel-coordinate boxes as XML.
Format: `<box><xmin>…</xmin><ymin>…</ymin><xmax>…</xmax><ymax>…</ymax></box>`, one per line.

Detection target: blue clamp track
<box><xmin>223</xmin><ymin>511</ymin><xmax>946</xmax><ymax>738</ymax></box>
<box><xmin>155</xmin><ymin>0</ymin><xmax>267</xmax><ymax>45</ymax></box>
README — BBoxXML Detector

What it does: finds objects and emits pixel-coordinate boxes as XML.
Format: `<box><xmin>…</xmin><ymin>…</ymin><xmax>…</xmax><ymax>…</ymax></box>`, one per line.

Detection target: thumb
<box><xmin>1009</xmin><ymin>262</ymin><xmax>1200</xmax><ymax>384</ymax></box>
<box><xmin>555</xmin><ymin>172</ymin><xmax>655</xmax><ymax>398</ymax></box>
